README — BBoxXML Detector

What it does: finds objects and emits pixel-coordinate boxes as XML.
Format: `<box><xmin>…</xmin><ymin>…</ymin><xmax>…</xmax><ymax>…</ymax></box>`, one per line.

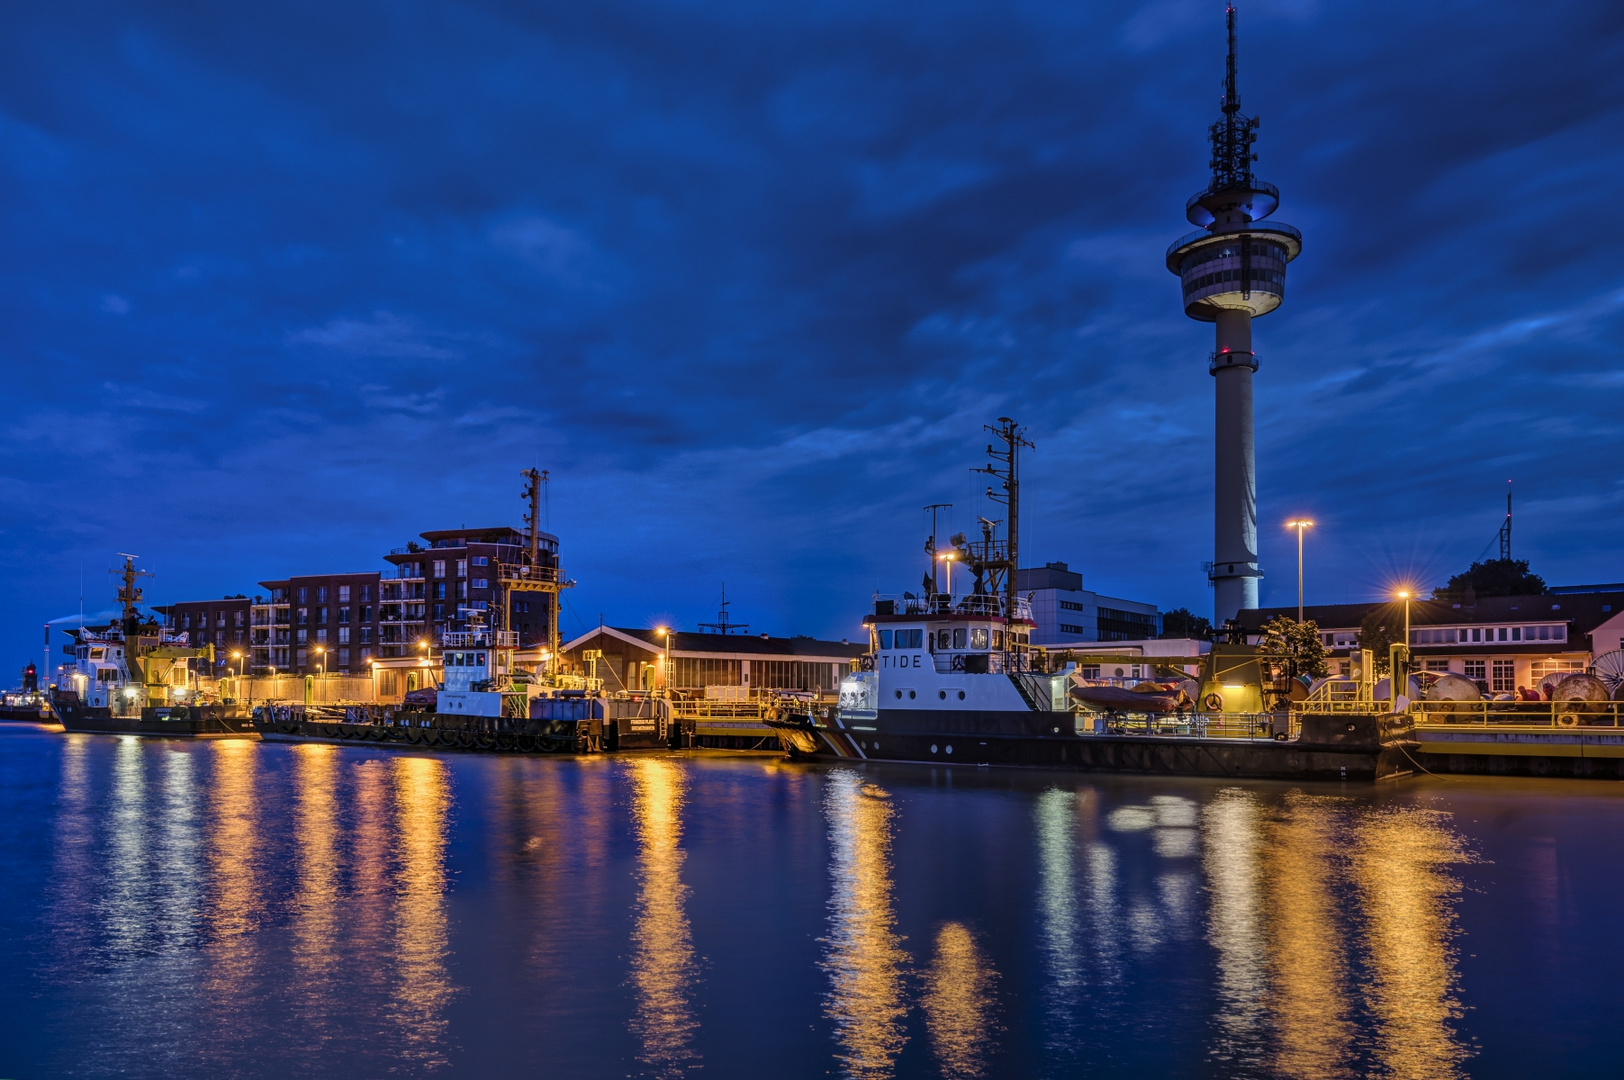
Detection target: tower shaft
<box><xmin>1213</xmin><ymin>311</ymin><xmax>1258</xmax><ymax>615</ymax></box>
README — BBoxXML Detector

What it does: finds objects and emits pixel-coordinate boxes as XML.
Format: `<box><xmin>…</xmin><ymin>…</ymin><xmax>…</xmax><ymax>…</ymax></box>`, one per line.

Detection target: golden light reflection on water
<box><xmin>1350</xmin><ymin>809</ymin><xmax>1471</xmax><ymax>1080</ymax></box>
<box><xmin>390</xmin><ymin>755</ymin><xmax>456</xmax><ymax>1069</ymax></box>
<box><xmin>1201</xmin><ymin>788</ymin><xmax>1268</xmax><ymax>1074</ymax></box>
<box><xmin>821</xmin><ymin>771</ymin><xmax>909</xmax><ymax>1080</ymax></box>
<box><xmin>291</xmin><ymin>744</ymin><xmax>341</xmax><ymax>1038</ymax></box>
<box><xmin>105</xmin><ymin>737</ymin><xmax>151</xmax><ymax>957</ymax></box>
<box><xmin>1263</xmin><ymin>795</ymin><xmax>1355</xmax><ymax>1080</ymax></box>
<box><xmin>205</xmin><ymin>740</ymin><xmax>260</xmax><ymax>939</ymax></box>
<box><xmin>921</xmin><ymin>922</ymin><xmax>998</xmax><ymax>1080</ymax></box>
<box><xmin>627</xmin><ymin>757</ymin><xmax>701</xmax><ymax>1078</ymax></box>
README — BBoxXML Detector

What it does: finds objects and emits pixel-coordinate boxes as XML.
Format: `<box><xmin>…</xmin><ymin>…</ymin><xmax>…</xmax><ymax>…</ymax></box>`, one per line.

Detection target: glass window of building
<box><xmin>433</xmin><ymin>560</ymin><xmax>446</xmax><ymax>579</ymax></box>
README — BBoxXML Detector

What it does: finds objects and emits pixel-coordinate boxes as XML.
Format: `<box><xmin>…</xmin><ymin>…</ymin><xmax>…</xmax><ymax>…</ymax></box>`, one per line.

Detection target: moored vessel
<box><xmin>49</xmin><ymin>556</ymin><xmax>252</xmax><ymax>738</ymax></box>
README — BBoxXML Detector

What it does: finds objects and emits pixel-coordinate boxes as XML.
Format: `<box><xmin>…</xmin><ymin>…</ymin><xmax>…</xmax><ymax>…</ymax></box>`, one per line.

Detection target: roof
<box><xmin>1237</xmin><ymin>590</ymin><xmax>1622</xmax><ymax>635</ymax></box>
<box><xmin>562</xmin><ymin>626</ymin><xmax>865</xmax><ymax>660</ymax></box>
<box><xmin>417</xmin><ymin>526</ymin><xmax>557</xmax><ymax>545</ymax></box>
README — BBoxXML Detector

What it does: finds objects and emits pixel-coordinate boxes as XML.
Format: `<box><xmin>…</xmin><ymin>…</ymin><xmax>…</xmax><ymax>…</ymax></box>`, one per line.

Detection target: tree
<box><xmin>1256</xmin><ymin>616</ymin><xmax>1329</xmax><ymax>680</ymax></box>
<box><xmin>1357</xmin><ymin>607</ymin><xmax>1401</xmax><ymax>675</ymax></box>
<box><xmin>1433</xmin><ymin>558</ymin><xmax>1546</xmax><ymax>600</ymax></box>
<box><xmin>1161</xmin><ymin>607</ymin><xmax>1213</xmax><ymax>640</ymax></box>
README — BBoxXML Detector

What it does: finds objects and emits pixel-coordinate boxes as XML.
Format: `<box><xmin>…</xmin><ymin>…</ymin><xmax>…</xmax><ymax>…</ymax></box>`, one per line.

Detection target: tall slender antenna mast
<box><xmin>972</xmin><ymin>418</ymin><xmax>1034</xmax><ymax>627</ymax></box>
<box><xmin>1499</xmin><ymin>481</ymin><xmax>1513</xmax><ymax>561</ymax></box>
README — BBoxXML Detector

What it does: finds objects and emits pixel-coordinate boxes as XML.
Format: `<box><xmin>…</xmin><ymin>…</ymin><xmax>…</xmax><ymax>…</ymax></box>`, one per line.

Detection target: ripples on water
<box><xmin>6</xmin><ymin>725</ymin><xmax>1605</xmax><ymax>1079</ymax></box>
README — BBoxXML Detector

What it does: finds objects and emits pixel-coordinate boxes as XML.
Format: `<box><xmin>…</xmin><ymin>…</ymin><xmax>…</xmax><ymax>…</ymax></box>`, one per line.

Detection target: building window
<box><xmin>1059</xmin><ymin>600</ymin><xmax>1083</xmax><ymax>611</ymax></box>
<box><xmin>338</xmin><ymin>585</ymin><xmax>350</xmax><ymax>603</ymax></box>
<box><xmin>472</xmin><ymin>578</ymin><xmax>488</xmax><ymax>590</ymax></box>
<box><xmin>361</xmin><ymin>605</ymin><xmax>372</xmax><ymax>622</ymax></box>
<box><xmin>338</xmin><ymin>647</ymin><xmax>350</xmax><ymax>667</ymax></box>
<box><xmin>434</xmin><ymin>603</ymin><xmax>445</xmax><ymax>619</ymax></box>
<box><xmin>433</xmin><ymin>560</ymin><xmax>446</xmax><ymax>579</ymax></box>
<box><xmin>1464</xmin><ymin>660</ymin><xmax>1486</xmax><ymax>681</ymax></box>
<box><xmin>298</xmin><ymin>587</ymin><xmax>308</xmax><ymax>603</ymax></box>
<box><xmin>297</xmin><ymin>628</ymin><xmax>308</xmax><ymax>644</ymax></box>
<box><xmin>361</xmin><ymin>585</ymin><xmax>372</xmax><ymax>603</ymax></box>
<box><xmin>338</xmin><ymin>627</ymin><xmax>351</xmax><ymax>644</ymax></box>
<box><xmin>1059</xmin><ymin>624</ymin><xmax>1086</xmax><ymax>634</ymax></box>
<box><xmin>296</xmin><ymin>648</ymin><xmax>307</xmax><ymax>666</ymax></box>
<box><xmin>234</xmin><ymin>611</ymin><xmax>244</xmax><ymax>627</ymax></box>
<box><xmin>361</xmin><ymin>647</ymin><xmax>372</xmax><ymax>661</ymax></box>
<box><xmin>360</xmin><ymin>627</ymin><xmax>372</xmax><ymax>643</ymax></box>
<box><xmin>1426</xmin><ymin>660</ymin><xmax>1449</xmax><ymax>672</ymax></box>
<box><xmin>338</xmin><ymin>606</ymin><xmax>350</xmax><ymax>623</ymax></box>
<box><xmin>316</xmin><ymin>629</ymin><xmax>328</xmax><ymax>643</ymax></box>
<box><xmin>317</xmin><ymin>607</ymin><xmax>328</xmax><ymax>624</ymax></box>
<box><xmin>435</xmin><ymin>583</ymin><xmax>446</xmax><ymax>600</ymax></box>
<box><xmin>1492</xmin><ymin>660</ymin><xmax>1515</xmax><ymax>693</ymax></box>
<box><xmin>457</xmin><ymin>559</ymin><xmax>468</xmax><ymax>578</ymax></box>
<box><xmin>296</xmin><ymin>607</ymin><xmax>308</xmax><ymax>625</ymax></box>
<box><xmin>472</xmin><ymin>556</ymin><xmax>488</xmax><ymax>567</ymax></box>
<box><xmin>457</xmin><ymin>582</ymin><xmax>468</xmax><ymax>599</ymax></box>
<box><xmin>380</xmin><ymin>669</ymin><xmax>397</xmax><ymax>695</ymax></box>
<box><xmin>316</xmin><ymin>586</ymin><xmax>328</xmax><ymax>603</ymax></box>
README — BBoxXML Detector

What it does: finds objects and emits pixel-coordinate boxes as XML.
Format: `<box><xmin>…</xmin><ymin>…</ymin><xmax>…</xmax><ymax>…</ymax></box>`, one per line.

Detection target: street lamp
<box><xmin>314</xmin><ymin>644</ymin><xmax>325</xmax><ymax>676</ymax></box>
<box><xmin>230</xmin><ymin>650</ymin><xmax>244</xmax><ymax>680</ymax></box>
<box><xmin>1394</xmin><ymin>589</ymin><xmax>1412</xmax><ymax>643</ymax></box>
<box><xmin>1285</xmin><ymin>520</ymin><xmax>1314</xmax><ymax>623</ymax></box>
<box><xmin>657</xmin><ymin>627</ymin><xmax>670</xmax><ymax>691</ymax></box>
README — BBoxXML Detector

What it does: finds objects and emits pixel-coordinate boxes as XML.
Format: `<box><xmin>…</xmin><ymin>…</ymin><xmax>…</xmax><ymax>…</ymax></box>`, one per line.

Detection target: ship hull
<box><xmin>770</xmin><ymin>707</ymin><xmax>1409</xmax><ymax>782</ymax></box>
<box><xmin>53</xmin><ymin>699</ymin><xmax>254</xmax><ymax>739</ymax></box>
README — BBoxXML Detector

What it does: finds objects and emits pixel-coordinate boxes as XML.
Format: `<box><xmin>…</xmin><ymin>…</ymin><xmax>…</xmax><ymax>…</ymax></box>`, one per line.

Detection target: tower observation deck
<box><xmin>1166</xmin><ymin>4</ymin><xmax>1300</xmax><ymax>625</ymax></box>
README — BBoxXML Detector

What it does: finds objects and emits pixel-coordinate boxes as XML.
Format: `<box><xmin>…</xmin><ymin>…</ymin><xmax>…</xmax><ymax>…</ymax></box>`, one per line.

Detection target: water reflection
<box><xmin>197</xmin><ymin>739</ymin><xmax>264</xmax><ymax>1069</ymax></box>
<box><xmin>1351</xmin><ymin>809</ymin><xmax>1471</xmax><ymax>1079</ymax></box>
<box><xmin>291</xmin><ymin>744</ymin><xmax>342</xmax><ymax>1059</ymax></box>
<box><xmin>821</xmin><ymin>770</ymin><xmax>909</xmax><ymax>1080</ymax></box>
<box><xmin>390</xmin><ymin>755</ymin><xmax>456</xmax><ymax>1068</ymax></box>
<box><xmin>627</xmin><ymin>757</ymin><xmax>701</xmax><ymax>1077</ymax></box>
<box><xmin>1263</xmin><ymin>794</ymin><xmax>1355</xmax><ymax>1080</ymax></box>
<box><xmin>1201</xmin><ymin>788</ymin><xmax>1268</xmax><ymax>1074</ymax></box>
<box><xmin>921</xmin><ymin>922</ymin><xmax>998</xmax><ymax>1079</ymax></box>
<box><xmin>1034</xmin><ymin>788</ymin><xmax>1081</xmax><ymax>1053</ymax></box>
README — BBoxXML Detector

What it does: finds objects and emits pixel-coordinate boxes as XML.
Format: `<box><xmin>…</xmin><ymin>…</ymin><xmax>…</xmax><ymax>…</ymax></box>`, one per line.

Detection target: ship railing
<box><xmin>871</xmin><ymin>593</ymin><xmax>1033</xmax><ymax>621</ymax></box>
<box><xmin>496</xmin><ymin>562</ymin><xmax>561</xmax><ymax>585</ymax></box>
<box><xmin>1080</xmin><ymin>711</ymin><xmax>1291</xmax><ymax>740</ymax></box>
<box><xmin>442</xmin><ymin>630</ymin><xmax>519</xmax><ymax>648</ymax></box>
<box><xmin>1407</xmin><ymin>699</ymin><xmax>1624</xmax><ymax>730</ymax></box>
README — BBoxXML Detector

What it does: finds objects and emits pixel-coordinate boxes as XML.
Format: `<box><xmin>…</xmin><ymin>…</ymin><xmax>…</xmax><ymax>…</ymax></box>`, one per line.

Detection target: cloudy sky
<box><xmin>3</xmin><ymin>0</ymin><xmax>1622</xmax><ymax>666</ymax></box>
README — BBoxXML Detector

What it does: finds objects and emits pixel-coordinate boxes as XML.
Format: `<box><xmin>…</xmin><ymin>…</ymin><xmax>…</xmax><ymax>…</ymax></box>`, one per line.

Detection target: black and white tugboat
<box><xmin>49</xmin><ymin>556</ymin><xmax>250</xmax><ymax>737</ymax></box>
<box><xmin>767</xmin><ymin>419</ymin><xmax>1410</xmax><ymax>781</ymax></box>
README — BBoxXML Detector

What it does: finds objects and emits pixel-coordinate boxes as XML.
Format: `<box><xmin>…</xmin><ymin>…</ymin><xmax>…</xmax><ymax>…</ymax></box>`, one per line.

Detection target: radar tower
<box><xmin>1166</xmin><ymin>5</ymin><xmax>1301</xmax><ymax>624</ymax></box>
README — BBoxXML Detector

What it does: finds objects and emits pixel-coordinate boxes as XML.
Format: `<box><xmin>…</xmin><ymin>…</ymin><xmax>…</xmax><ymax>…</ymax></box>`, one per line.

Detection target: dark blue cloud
<box><xmin>3</xmin><ymin>0</ymin><xmax>1624</xmax><ymax>668</ymax></box>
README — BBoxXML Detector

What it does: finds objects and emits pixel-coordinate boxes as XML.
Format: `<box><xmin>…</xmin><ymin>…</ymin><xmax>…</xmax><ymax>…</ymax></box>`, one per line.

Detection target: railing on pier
<box><xmin>1408</xmin><ymin>700</ymin><xmax>1624</xmax><ymax>730</ymax></box>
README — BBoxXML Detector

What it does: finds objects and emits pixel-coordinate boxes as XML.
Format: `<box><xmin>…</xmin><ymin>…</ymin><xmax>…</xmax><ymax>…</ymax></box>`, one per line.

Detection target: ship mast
<box><xmin>112</xmin><ymin>554</ymin><xmax>152</xmax><ymax>636</ymax></box>
<box><xmin>504</xmin><ymin>468</ymin><xmax>573</xmax><ymax>675</ymax></box>
<box><xmin>973</xmin><ymin>418</ymin><xmax>1033</xmax><ymax>625</ymax></box>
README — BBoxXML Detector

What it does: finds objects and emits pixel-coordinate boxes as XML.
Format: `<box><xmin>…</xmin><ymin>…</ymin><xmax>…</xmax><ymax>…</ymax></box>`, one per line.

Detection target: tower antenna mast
<box><xmin>972</xmin><ymin>418</ymin><xmax>1033</xmax><ymax>627</ymax></box>
<box><xmin>1166</xmin><ymin>4</ymin><xmax>1301</xmax><ymax>626</ymax></box>
<box><xmin>923</xmin><ymin>503</ymin><xmax>952</xmax><ymax>597</ymax></box>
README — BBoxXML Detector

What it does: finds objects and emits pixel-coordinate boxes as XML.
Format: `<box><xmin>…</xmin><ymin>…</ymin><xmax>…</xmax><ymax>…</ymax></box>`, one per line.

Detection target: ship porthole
<box><xmin>895</xmin><ymin>690</ymin><xmax>902</xmax><ymax>699</ymax></box>
<box><xmin>930</xmin><ymin>744</ymin><xmax>938</xmax><ymax>754</ymax></box>
<box><xmin>945</xmin><ymin>745</ymin><xmax>953</xmax><ymax>755</ymax></box>
<box><xmin>957</xmin><ymin>691</ymin><xmax>965</xmax><ymax>701</ymax></box>
<box><xmin>908</xmin><ymin>690</ymin><xmax>916</xmax><ymax>700</ymax></box>
<box><xmin>938</xmin><ymin>690</ymin><xmax>946</xmax><ymax>700</ymax></box>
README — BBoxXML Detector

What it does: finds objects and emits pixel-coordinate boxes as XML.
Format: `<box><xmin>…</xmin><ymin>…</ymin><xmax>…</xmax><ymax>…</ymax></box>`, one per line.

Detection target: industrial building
<box><xmin>558</xmin><ymin>627</ymin><xmax>863</xmax><ymax>697</ymax></box>
<box><xmin>1014</xmin><ymin>562</ymin><xmax>1160</xmax><ymax>646</ymax></box>
<box><xmin>1238</xmin><ymin>586</ymin><xmax>1624</xmax><ymax>694</ymax></box>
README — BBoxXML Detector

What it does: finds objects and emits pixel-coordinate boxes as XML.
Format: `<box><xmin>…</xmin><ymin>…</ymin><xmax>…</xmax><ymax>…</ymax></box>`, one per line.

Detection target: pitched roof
<box><xmin>1238</xmin><ymin>590</ymin><xmax>1620</xmax><ymax>635</ymax></box>
<box><xmin>562</xmin><ymin>626</ymin><xmax>864</xmax><ymax>659</ymax></box>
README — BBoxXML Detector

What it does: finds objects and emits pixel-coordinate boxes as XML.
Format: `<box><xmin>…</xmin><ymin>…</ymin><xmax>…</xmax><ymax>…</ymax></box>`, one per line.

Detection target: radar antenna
<box><xmin>698</xmin><ymin>583</ymin><xmax>749</xmax><ymax>635</ymax></box>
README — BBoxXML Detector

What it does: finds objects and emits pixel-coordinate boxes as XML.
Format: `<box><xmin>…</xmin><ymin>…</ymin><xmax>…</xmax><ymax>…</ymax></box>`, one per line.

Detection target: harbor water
<box><xmin>2</xmin><ymin>724</ymin><xmax>1620</xmax><ymax>1078</ymax></box>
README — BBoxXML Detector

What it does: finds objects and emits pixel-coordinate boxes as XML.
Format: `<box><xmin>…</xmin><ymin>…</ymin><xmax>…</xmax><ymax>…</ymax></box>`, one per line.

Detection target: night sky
<box><xmin>4</xmin><ymin>0</ymin><xmax>1623</xmax><ymax>670</ymax></box>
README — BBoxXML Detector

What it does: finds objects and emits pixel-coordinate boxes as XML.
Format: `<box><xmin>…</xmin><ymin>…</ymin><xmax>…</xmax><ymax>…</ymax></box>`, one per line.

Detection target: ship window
<box><xmin>476</xmin><ymin>653</ymin><xmax>486</xmax><ymax>666</ymax></box>
<box><xmin>992</xmin><ymin>630</ymin><xmax>1004</xmax><ymax>650</ymax></box>
<box><xmin>897</xmin><ymin>629</ymin><xmax>922</xmax><ymax>649</ymax></box>
<box><xmin>937</xmin><ymin>629</ymin><xmax>951</xmax><ymax>650</ymax></box>
<box><xmin>970</xmin><ymin>627</ymin><xmax>989</xmax><ymax>650</ymax></box>
<box><xmin>879</xmin><ymin>630</ymin><xmax>893</xmax><ymax>649</ymax></box>
<box><xmin>952</xmin><ymin>628</ymin><xmax>967</xmax><ymax>649</ymax></box>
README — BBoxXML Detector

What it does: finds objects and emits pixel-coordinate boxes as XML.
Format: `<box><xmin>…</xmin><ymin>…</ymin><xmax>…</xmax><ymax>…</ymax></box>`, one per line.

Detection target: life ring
<box><xmin>1203</xmin><ymin>693</ymin><xmax>1224</xmax><ymax>712</ymax></box>
<box><xmin>1557</xmin><ymin>713</ymin><xmax>1579</xmax><ymax>728</ymax></box>
<box><xmin>951</xmin><ymin>655</ymin><xmax>965</xmax><ymax>672</ymax></box>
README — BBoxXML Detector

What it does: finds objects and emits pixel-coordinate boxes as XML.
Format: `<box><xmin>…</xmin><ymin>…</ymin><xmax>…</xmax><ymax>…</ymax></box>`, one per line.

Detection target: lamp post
<box><xmin>1285</xmin><ymin>520</ymin><xmax>1313</xmax><ymax>623</ymax></box>
<box><xmin>314</xmin><ymin>645</ymin><xmax>325</xmax><ymax>676</ymax></box>
<box><xmin>657</xmin><ymin>627</ymin><xmax>671</xmax><ymax>691</ymax></box>
<box><xmin>1395</xmin><ymin>590</ymin><xmax>1412</xmax><ymax>642</ymax></box>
